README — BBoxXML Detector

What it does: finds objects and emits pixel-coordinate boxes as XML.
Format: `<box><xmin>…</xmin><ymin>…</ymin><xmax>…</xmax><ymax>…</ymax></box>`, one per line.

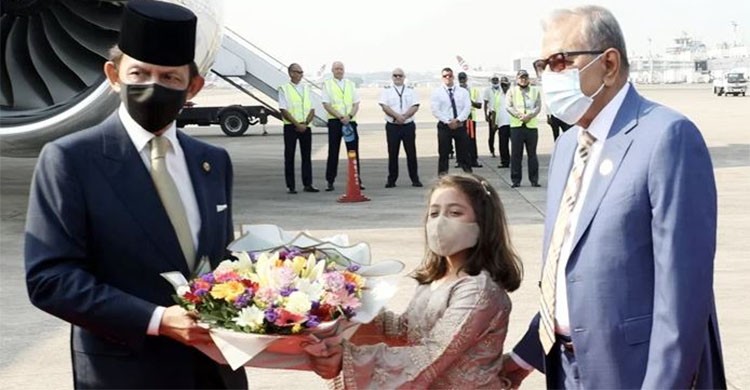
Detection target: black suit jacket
<box><xmin>25</xmin><ymin>113</ymin><xmax>247</xmax><ymax>389</ymax></box>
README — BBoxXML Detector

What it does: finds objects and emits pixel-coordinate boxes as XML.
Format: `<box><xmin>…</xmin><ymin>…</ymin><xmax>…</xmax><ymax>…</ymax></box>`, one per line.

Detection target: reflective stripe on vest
<box><xmin>325</xmin><ymin>79</ymin><xmax>355</xmax><ymax>119</ymax></box>
<box><xmin>509</xmin><ymin>86</ymin><xmax>539</xmax><ymax>128</ymax></box>
<box><xmin>280</xmin><ymin>83</ymin><xmax>311</xmax><ymax>124</ymax></box>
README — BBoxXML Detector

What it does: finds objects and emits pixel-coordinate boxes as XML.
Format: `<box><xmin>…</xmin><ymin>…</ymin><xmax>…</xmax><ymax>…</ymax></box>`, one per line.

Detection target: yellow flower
<box><xmin>291</xmin><ymin>255</ymin><xmax>307</xmax><ymax>275</ymax></box>
<box><xmin>291</xmin><ymin>324</ymin><xmax>303</xmax><ymax>334</ymax></box>
<box><xmin>210</xmin><ymin>281</ymin><xmax>246</xmax><ymax>302</ymax></box>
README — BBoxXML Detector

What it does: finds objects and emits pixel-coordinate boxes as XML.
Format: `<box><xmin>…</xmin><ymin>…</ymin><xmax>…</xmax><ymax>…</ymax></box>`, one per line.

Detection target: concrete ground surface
<box><xmin>0</xmin><ymin>84</ymin><xmax>748</xmax><ymax>389</ymax></box>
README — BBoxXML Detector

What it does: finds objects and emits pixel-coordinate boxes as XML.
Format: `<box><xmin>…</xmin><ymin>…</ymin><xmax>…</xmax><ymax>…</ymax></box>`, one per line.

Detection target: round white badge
<box><xmin>599</xmin><ymin>159</ymin><xmax>613</xmax><ymax>176</ymax></box>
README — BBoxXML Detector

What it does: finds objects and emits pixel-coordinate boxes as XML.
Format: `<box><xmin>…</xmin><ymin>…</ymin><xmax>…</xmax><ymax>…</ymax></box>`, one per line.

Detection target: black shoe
<box><xmin>359</xmin><ymin>184</ymin><xmax>366</xmax><ymax>190</ymax></box>
<box><xmin>303</xmin><ymin>186</ymin><xmax>320</xmax><ymax>193</ymax></box>
<box><xmin>287</xmin><ymin>188</ymin><xmax>298</xmax><ymax>194</ymax></box>
<box><xmin>325</xmin><ymin>183</ymin><xmax>335</xmax><ymax>192</ymax></box>
<box><xmin>498</xmin><ymin>164</ymin><xmax>509</xmax><ymax>168</ymax></box>
<box><xmin>511</xmin><ymin>183</ymin><xmax>520</xmax><ymax>188</ymax></box>
<box><xmin>412</xmin><ymin>181</ymin><xmax>423</xmax><ymax>187</ymax></box>
<box><xmin>472</xmin><ymin>163</ymin><xmax>483</xmax><ymax>168</ymax></box>
<box><xmin>531</xmin><ymin>182</ymin><xmax>541</xmax><ymax>188</ymax></box>
<box><xmin>491</xmin><ymin>152</ymin><xmax>496</xmax><ymax>158</ymax></box>
<box><xmin>448</xmin><ymin>153</ymin><xmax>455</xmax><ymax>159</ymax></box>
<box><xmin>385</xmin><ymin>182</ymin><xmax>396</xmax><ymax>188</ymax></box>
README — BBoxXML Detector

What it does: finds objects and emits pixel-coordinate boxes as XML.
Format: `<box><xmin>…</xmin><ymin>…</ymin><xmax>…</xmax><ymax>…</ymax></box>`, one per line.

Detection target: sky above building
<box><xmin>223</xmin><ymin>0</ymin><xmax>750</xmax><ymax>74</ymax></box>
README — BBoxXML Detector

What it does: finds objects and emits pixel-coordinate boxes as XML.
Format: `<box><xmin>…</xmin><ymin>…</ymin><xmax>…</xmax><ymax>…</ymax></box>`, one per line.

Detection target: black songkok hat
<box><xmin>118</xmin><ymin>0</ymin><xmax>197</xmax><ymax>66</ymax></box>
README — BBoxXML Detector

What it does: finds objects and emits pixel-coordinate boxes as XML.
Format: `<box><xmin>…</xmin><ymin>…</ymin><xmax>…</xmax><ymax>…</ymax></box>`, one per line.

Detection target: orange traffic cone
<box><xmin>338</xmin><ymin>150</ymin><xmax>370</xmax><ymax>203</ymax></box>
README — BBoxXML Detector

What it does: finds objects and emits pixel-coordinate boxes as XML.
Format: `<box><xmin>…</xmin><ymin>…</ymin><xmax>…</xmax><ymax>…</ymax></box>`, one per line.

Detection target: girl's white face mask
<box><xmin>426</xmin><ymin>216</ymin><xmax>480</xmax><ymax>257</ymax></box>
<box><xmin>541</xmin><ymin>54</ymin><xmax>605</xmax><ymax>125</ymax></box>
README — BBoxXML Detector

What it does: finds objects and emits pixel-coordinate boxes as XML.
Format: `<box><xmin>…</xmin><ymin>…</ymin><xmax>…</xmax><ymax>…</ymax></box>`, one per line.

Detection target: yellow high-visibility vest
<box><xmin>469</xmin><ymin>87</ymin><xmax>480</xmax><ymax>120</ymax></box>
<box><xmin>509</xmin><ymin>85</ymin><xmax>539</xmax><ymax>128</ymax></box>
<box><xmin>279</xmin><ymin>83</ymin><xmax>311</xmax><ymax>124</ymax></box>
<box><xmin>324</xmin><ymin>79</ymin><xmax>356</xmax><ymax>120</ymax></box>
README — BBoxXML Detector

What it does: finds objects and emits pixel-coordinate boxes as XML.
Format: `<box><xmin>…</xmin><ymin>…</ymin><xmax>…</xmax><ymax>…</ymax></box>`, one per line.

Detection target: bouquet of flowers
<box><xmin>175</xmin><ymin>247</ymin><xmax>366</xmax><ymax>335</ymax></box>
<box><xmin>162</xmin><ymin>224</ymin><xmax>402</xmax><ymax>370</ymax></box>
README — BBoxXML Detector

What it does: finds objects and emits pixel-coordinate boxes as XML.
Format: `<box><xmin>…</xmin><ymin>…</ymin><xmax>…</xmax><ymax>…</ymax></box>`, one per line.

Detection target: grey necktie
<box><xmin>150</xmin><ymin>136</ymin><xmax>195</xmax><ymax>270</ymax></box>
<box><xmin>538</xmin><ymin>130</ymin><xmax>597</xmax><ymax>353</ymax></box>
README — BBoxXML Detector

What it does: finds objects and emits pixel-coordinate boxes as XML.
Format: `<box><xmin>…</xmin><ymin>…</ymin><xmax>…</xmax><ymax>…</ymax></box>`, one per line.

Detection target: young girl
<box><xmin>306</xmin><ymin>173</ymin><xmax>523</xmax><ymax>389</ymax></box>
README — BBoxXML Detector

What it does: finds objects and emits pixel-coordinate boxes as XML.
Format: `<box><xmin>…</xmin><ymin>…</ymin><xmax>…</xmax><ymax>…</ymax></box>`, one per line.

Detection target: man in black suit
<box><xmin>24</xmin><ymin>1</ymin><xmax>247</xmax><ymax>388</ymax></box>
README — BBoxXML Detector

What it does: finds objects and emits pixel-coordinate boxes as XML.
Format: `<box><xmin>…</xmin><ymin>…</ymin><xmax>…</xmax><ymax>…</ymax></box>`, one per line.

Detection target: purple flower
<box><xmin>194</xmin><ymin>288</ymin><xmax>209</xmax><ymax>296</ymax></box>
<box><xmin>233</xmin><ymin>292</ymin><xmax>252</xmax><ymax>308</ymax></box>
<box><xmin>305</xmin><ymin>315</ymin><xmax>320</xmax><ymax>328</ymax></box>
<box><xmin>265</xmin><ymin>308</ymin><xmax>278</xmax><ymax>323</ymax></box>
<box><xmin>279</xmin><ymin>287</ymin><xmax>297</xmax><ymax>297</ymax></box>
<box><xmin>200</xmin><ymin>273</ymin><xmax>215</xmax><ymax>283</ymax></box>
<box><xmin>311</xmin><ymin>301</ymin><xmax>320</xmax><ymax>310</ymax></box>
<box><xmin>347</xmin><ymin>264</ymin><xmax>361</xmax><ymax>272</ymax></box>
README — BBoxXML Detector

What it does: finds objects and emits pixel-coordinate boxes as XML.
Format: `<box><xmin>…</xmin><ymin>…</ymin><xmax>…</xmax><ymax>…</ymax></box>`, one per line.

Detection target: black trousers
<box><xmin>498</xmin><ymin>124</ymin><xmax>511</xmax><ymax>166</ymax></box>
<box><xmin>549</xmin><ymin>115</ymin><xmax>573</xmax><ymax>141</ymax></box>
<box><xmin>488</xmin><ymin>120</ymin><xmax>497</xmax><ymax>154</ymax></box>
<box><xmin>510</xmin><ymin>125</ymin><xmax>539</xmax><ymax>185</ymax></box>
<box><xmin>283</xmin><ymin>124</ymin><xmax>312</xmax><ymax>190</ymax></box>
<box><xmin>325</xmin><ymin>119</ymin><xmax>360</xmax><ymax>185</ymax></box>
<box><xmin>386</xmin><ymin>122</ymin><xmax>419</xmax><ymax>184</ymax></box>
<box><xmin>437</xmin><ymin>122</ymin><xmax>472</xmax><ymax>175</ymax></box>
<box><xmin>467</xmin><ymin>119</ymin><xmax>479</xmax><ymax>164</ymax></box>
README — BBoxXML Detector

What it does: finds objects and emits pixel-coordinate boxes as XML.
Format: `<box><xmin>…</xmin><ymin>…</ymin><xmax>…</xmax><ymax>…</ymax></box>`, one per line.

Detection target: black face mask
<box><xmin>121</xmin><ymin>83</ymin><xmax>188</xmax><ymax>133</ymax></box>
<box><xmin>501</xmin><ymin>83</ymin><xmax>510</xmax><ymax>92</ymax></box>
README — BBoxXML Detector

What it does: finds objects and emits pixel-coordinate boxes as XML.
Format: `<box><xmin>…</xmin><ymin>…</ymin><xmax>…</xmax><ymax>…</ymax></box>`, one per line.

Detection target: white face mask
<box><xmin>426</xmin><ymin>216</ymin><xmax>480</xmax><ymax>257</ymax></box>
<box><xmin>541</xmin><ymin>54</ymin><xmax>606</xmax><ymax>125</ymax></box>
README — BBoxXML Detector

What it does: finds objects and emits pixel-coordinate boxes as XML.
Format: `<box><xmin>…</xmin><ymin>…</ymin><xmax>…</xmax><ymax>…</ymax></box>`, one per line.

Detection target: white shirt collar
<box><xmin>118</xmin><ymin>104</ymin><xmax>179</xmax><ymax>154</ymax></box>
<box><xmin>582</xmin><ymin>82</ymin><xmax>630</xmax><ymax>141</ymax></box>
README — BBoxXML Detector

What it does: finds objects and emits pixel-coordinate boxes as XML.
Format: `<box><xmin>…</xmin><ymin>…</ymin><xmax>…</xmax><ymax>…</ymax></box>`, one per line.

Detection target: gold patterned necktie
<box><xmin>150</xmin><ymin>136</ymin><xmax>195</xmax><ymax>271</ymax></box>
<box><xmin>538</xmin><ymin>130</ymin><xmax>597</xmax><ymax>353</ymax></box>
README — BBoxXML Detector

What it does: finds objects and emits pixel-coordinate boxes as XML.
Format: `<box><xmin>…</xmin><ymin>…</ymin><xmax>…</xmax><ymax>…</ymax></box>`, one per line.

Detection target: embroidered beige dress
<box><xmin>331</xmin><ymin>270</ymin><xmax>512</xmax><ymax>389</ymax></box>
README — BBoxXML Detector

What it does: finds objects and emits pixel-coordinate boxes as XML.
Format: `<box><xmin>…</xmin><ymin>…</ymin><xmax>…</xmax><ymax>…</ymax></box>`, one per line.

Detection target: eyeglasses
<box><xmin>392</xmin><ymin>74</ymin><xmax>404</xmax><ymax>78</ymax></box>
<box><xmin>442</xmin><ymin>74</ymin><xmax>454</xmax><ymax>79</ymax></box>
<box><xmin>533</xmin><ymin>50</ymin><xmax>604</xmax><ymax>76</ymax></box>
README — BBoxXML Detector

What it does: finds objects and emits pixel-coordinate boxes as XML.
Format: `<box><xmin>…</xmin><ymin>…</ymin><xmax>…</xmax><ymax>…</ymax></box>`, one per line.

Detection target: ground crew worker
<box><xmin>378</xmin><ymin>68</ymin><xmax>422</xmax><ymax>188</ymax></box>
<box><xmin>458</xmin><ymin>72</ymin><xmax>482</xmax><ymax>167</ymax></box>
<box><xmin>483</xmin><ymin>75</ymin><xmax>500</xmax><ymax>158</ymax></box>
<box><xmin>278</xmin><ymin>63</ymin><xmax>318</xmax><ymax>194</ymax></box>
<box><xmin>430</xmin><ymin>67</ymin><xmax>472</xmax><ymax>175</ymax></box>
<box><xmin>321</xmin><ymin>61</ymin><xmax>363</xmax><ymax>192</ymax></box>
<box><xmin>489</xmin><ymin>76</ymin><xmax>512</xmax><ymax>168</ymax></box>
<box><xmin>506</xmin><ymin>69</ymin><xmax>541</xmax><ymax>187</ymax></box>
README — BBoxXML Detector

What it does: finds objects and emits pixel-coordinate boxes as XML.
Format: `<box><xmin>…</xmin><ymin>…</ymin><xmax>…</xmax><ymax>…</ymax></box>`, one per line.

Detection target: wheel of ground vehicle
<box><xmin>717</xmin><ymin>88</ymin><xmax>724</xmax><ymax>96</ymax></box>
<box><xmin>219</xmin><ymin>109</ymin><xmax>249</xmax><ymax>136</ymax></box>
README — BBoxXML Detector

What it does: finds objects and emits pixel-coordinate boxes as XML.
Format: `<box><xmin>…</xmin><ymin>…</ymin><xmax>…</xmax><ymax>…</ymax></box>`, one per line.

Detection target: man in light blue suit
<box><xmin>500</xmin><ymin>5</ymin><xmax>726</xmax><ymax>389</ymax></box>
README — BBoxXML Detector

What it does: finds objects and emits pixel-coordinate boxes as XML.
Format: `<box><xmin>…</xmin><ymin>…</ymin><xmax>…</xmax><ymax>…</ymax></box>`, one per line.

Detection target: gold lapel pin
<box><xmin>202</xmin><ymin>161</ymin><xmax>211</xmax><ymax>173</ymax></box>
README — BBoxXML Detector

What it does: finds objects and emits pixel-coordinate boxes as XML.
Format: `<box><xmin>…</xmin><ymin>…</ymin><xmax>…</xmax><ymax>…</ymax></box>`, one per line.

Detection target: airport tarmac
<box><xmin>0</xmin><ymin>83</ymin><xmax>748</xmax><ymax>389</ymax></box>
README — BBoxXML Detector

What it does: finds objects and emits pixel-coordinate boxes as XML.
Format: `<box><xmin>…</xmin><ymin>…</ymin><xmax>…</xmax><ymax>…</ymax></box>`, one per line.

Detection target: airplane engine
<box><xmin>0</xmin><ymin>0</ymin><xmax>223</xmax><ymax>157</ymax></box>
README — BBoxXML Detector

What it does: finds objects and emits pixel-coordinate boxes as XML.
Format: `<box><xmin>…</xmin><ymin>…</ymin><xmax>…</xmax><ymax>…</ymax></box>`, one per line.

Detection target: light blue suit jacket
<box><xmin>514</xmin><ymin>84</ymin><xmax>726</xmax><ymax>389</ymax></box>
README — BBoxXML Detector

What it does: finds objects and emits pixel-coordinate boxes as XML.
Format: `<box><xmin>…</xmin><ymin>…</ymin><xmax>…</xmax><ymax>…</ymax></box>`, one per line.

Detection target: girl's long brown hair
<box><xmin>412</xmin><ymin>173</ymin><xmax>523</xmax><ymax>292</ymax></box>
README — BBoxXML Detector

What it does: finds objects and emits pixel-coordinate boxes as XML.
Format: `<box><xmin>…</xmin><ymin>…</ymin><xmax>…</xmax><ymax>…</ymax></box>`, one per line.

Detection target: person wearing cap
<box><xmin>485</xmin><ymin>76</ymin><xmax>512</xmax><ymax>168</ymax></box>
<box><xmin>483</xmin><ymin>75</ymin><xmax>501</xmax><ymax>158</ymax></box>
<box><xmin>378</xmin><ymin>68</ymin><xmax>423</xmax><ymax>188</ymax></box>
<box><xmin>279</xmin><ymin>63</ymin><xmax>319</xmax><ymax>194</ymax></box>
<box><xmin>430</xmin><ymin>67</ymin><xmax>473</xmax><ymax>175</ymax></box>
<box><xmin>23</xmin><ymin>1</ymin><xmax>247</xmax><ymax>388</ymax></box>
<box><xmin>506</xmin><ymin>69</ymin><xmax>542</xmax><ymax>187</ymax></box>
<box><xmin>458</xmin><ymin>72</ymin><xmax>483</xmax><ymax>168</ymax></box>
<box><xmin>322</xmin><ymin>61</ymin><xmax>363</xmax><ymax>192</ymax></box>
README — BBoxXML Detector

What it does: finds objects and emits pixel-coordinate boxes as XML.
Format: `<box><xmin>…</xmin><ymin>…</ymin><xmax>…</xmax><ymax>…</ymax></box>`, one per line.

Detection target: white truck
<box><xmin>713</xmin><ymin>71</ymin><xmax>747</xmax><ymax>96</ymax></box>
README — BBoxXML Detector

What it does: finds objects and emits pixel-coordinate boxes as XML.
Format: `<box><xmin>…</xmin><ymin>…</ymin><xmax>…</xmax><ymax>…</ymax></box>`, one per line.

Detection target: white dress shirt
<box><xmin>511</xmin><ymin>82</ymin><xmax>631</xmax><ymax>371</ymax></box>
<box><xmin>378</xmin><ymin>84</ymin><xmax>419</xmax><ymax>123</ymax></box>
<box><xmin>320</xmin><ymin>78</ymin><xmax>361</xmax><ymax>104</ymax></box>
<box><xmin>119</xmin><ymin>105</ymin><xmax>202</xmax><ymax>336</ymax></box>
<box><xmin>430</xmin><ymin>85</ymin><xmax>471</xmax><ymax>123</ymax></box>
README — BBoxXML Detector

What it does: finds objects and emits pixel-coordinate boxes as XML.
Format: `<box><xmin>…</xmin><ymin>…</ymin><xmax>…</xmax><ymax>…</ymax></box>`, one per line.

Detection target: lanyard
<box><xmin>393</xmin><ymin>85</ymin><xmax>405</xmax><ymax>111</ymax></box>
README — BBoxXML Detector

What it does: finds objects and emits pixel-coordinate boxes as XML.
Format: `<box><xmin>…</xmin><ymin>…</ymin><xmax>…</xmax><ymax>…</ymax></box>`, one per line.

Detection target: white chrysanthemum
<box><xmin>233</xmin><ymin>306</ymin><xmax>265</xmax><ymax>329</ymax></box>
<box><xmin>214</xmin><ymin>259</ymin><xmax>236</xmax><ymax>274</ymax></box>
<box><xmin>285</xmin><ymin>291</ymin><xmax>312</xmax><ymax>315</ymax></box>
<box><xmin>294</xmin><ymin>278</ymin><xmax>324</xmax><ymax>301</ymax></box>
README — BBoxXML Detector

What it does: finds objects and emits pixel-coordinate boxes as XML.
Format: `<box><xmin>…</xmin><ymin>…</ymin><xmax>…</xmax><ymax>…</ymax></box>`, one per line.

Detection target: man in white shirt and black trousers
<box><xmin>431</xmin><ymin>67</ymin><xmax>473</xmax><ymax>175</ymax></box>
<box><xmin>379</xmin><ymin>68</ymin><xmax>423</xmax><ymax>188</ymax></box>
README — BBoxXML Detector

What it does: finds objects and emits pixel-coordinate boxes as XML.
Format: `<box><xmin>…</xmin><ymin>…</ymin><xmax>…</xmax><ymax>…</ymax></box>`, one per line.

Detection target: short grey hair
<box><xmin>543</xmin><ymin>5</ymin><xmax>629</xmax><ymax>73</ymax></box>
